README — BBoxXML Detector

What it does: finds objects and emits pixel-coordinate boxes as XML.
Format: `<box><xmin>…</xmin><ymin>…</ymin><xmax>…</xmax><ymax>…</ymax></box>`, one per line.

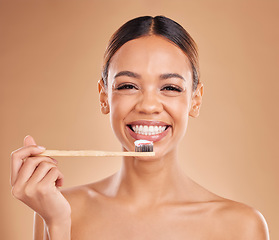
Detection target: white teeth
<box><xmin>149</xmin><ymin>126</ymin><xmax>154</xmax><ymax>132</ymax></box>
<box><xmin>154</xmin><ymin>126</ymin><xmax>158</xmax><ymax>134</ymax></box>
<box><xmin>143</xmin><ymin>125</ymin><xmax>148</xmax><ymax>135</ymax></box>
<box><xmin>130</xmin><ymin>124</ymin><xmax>168</xmax><ymax>135</ymax></box>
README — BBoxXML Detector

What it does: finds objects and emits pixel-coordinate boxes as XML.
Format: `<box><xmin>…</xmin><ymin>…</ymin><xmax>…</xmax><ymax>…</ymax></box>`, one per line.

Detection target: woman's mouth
<box><xmin>129</xmin><ymin>125</ymin><xmax>168</xmax><ymax>135</ymax></box>
<box><xmin>126</xmin><ymin>121</ymin><xmax>171</xmax><ymax>142</ymax></box>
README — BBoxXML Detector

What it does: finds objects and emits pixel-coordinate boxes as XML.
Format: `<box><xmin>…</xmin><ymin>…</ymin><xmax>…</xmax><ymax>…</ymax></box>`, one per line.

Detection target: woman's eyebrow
<box><xmin>114</xmin><ymin>71</ymin><xmax>185</xmax><ymax>81</ymax></box>
<box><xmin>114</xmin><ymin>71</ymin><xmax>141</xmax><ymax>79</ymax></box>
<box><xmin>159</xmin><ymin>73</ymin><xmax>185</xmax><ymax>81</ymax></box>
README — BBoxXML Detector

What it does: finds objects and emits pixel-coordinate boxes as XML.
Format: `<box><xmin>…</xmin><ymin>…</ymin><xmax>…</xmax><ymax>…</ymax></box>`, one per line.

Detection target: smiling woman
<box><xmin>10</xmin><ymin>16</ymin><xmax>269</xmax><ymax>240</ymax></box>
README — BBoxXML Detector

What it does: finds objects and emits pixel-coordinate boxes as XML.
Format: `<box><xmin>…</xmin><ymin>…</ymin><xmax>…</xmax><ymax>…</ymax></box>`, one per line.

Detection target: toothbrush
<box><xmin>39</xmin><ymin>140</ymin><xmax>154</xmax><ymax>157</ymax></box>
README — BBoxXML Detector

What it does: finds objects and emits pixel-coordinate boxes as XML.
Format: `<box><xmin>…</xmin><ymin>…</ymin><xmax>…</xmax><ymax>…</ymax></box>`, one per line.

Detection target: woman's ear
<box><xmin>98</xmin><ymin>79</ymin><xmax>110</xmax><ymax>114</ymax></box>
<box><xmin>189</xmin><ymin>82</ymin><xmax>204</xmax><ymax>118</ymax></box>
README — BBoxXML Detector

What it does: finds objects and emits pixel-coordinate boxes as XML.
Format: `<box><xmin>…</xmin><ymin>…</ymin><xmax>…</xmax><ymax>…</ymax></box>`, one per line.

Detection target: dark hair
<box><xmin>102</xmin><ymin>16</ymin><xmax>200</xmax><ymax>91</ymax></box>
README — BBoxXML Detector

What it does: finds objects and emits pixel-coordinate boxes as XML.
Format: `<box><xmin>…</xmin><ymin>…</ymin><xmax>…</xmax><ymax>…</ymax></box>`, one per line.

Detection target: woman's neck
<box><xmin>108</xmin><ymin>149</ymin><xmax>191</xmax><ymax>208</ymax></box>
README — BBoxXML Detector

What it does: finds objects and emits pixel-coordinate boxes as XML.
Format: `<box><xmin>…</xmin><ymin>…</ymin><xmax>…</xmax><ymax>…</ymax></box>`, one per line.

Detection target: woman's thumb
<box><xmin>23</xmin><ymin>135</ymin><xmax>37</xmax><ymax>147</ymax></box>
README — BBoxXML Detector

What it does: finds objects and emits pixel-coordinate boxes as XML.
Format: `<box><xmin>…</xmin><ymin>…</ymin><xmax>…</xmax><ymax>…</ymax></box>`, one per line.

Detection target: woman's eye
<box><xmin>161</xmin><ymin>85</ymin><xmax>183</xmax><ymax>92</ymax></box>
<box><xmin>116</xmin><ymin>84</ymin><xmax>137</xmax><ymax>90</ymax></box>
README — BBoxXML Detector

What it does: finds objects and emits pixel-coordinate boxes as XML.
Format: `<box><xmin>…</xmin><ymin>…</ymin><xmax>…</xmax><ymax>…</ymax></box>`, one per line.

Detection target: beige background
<box><xmin>1</xmin><ymin>0</ymin><xmax>278</xmax><ymax>239</ymax></box>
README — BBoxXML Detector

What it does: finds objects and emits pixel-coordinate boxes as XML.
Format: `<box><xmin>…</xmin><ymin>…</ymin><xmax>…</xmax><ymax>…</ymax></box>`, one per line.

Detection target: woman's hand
<box><xmin>10</xmin><ymin>135</ymin><xmax>71</xmax><ymax>230</ymax></box>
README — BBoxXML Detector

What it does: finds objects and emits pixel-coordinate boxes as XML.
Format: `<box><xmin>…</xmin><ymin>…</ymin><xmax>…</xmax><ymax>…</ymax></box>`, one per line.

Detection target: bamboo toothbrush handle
<box><xmin>39</xmin><ymin>150</ymin><xmax>155</xmax><ymax>157</ymax></box>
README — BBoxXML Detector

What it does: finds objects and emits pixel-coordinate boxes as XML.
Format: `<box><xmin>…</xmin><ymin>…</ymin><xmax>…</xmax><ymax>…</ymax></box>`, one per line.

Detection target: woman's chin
<box><xmin>133</xmin><ymin>155</ymin><xmax>159</xmax><ymax>162</ymax></box>
<box><xmin>132</xmin><ymin>148</ymin><xmax>169</xmax><ymax>162</ymax></box>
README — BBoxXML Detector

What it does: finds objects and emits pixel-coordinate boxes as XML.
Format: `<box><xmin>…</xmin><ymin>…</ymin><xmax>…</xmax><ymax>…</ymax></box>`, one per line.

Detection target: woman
<box><xmin>10</xmin><ymin>16</ymin><xmax>269</xmax><ymax>239</ymax></box>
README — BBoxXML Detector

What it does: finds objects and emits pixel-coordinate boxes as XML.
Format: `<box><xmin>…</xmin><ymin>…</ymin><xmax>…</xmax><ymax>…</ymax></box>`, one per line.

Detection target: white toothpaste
<box><xmin>134</xmin><ymin>139</ymin><xmax>153</xmax><ymax>147</ymax></box>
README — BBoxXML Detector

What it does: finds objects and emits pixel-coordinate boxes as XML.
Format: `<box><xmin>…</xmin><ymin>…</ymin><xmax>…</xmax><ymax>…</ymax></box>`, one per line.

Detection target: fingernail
<box><xmin>37</xmin><ymin>146</ymin><xmax>46</xmax><ymax>151</ymax></box>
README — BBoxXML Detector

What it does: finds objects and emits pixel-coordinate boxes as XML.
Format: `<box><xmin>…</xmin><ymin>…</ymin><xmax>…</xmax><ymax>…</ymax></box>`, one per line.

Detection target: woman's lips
<box><xmin>126</xmin><ymin>125</ymin><xmax>171</xmax><ymax>142</ymax></box>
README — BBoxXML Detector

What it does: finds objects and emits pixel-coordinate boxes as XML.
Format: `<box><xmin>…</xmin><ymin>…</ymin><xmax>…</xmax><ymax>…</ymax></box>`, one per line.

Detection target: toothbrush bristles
<box><xmin>134</xmin><ymin>140</ymin><xmax>153</xmax><ymax>152</ymax></box>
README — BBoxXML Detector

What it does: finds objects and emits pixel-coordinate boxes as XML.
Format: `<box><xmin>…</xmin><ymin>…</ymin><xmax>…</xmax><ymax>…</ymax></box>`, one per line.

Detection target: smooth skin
<box><xmin>11</xmin><ymin>36</ymin><xmax>269</xmax><ymax>239</ymax></box>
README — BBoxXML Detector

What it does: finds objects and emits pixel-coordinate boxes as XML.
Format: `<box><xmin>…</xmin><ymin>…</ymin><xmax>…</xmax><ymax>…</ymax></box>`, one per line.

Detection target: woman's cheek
<box><xmin>165</xmin><ymin>96</ymin><xmax>190</xmax><ymax>136</ymax></box>
<box><xmin>109</xmin><ymin>94</ymin><xmax>131</xmax><ymax>131</ymax></box>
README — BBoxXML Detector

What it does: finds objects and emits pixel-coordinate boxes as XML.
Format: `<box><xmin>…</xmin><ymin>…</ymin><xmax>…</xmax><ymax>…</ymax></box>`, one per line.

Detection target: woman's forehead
<box><xmin>108</xmin><ymin>35</ymin><xmax>192</xmax><ymax>78</ymax></box>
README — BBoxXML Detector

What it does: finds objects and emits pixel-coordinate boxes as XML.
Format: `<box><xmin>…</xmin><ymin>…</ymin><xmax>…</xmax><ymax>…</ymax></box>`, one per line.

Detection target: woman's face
<box><xmin>99</xmin><ymin>35</ymin><xmax>203</xmax><ymax>160</ymax></box>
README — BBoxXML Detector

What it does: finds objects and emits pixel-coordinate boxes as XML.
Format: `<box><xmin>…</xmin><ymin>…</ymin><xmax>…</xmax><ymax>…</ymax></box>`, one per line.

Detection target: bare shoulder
<box><xmin>211</xmin><ymin>199</ymin><xmax>269</xmax><ymax>240</ymax></box>
<box><xmin>60</xmin><ymin>176</ymin><xmax>112</xmax><ymax>220</ymax></box>
<box><xmin>60</xmin><ymin>183</ymin><xmax>97</xmax><ymax>204</ymax></box>
<box><xmin>187</xmin><ymin>182</ymin><xmax>269</xmax><ymax>240</ymax></box>
<box><xmin>60</xmin><ymin>181</ymin><xmax>104</xmax><ymax>208</ymax></box>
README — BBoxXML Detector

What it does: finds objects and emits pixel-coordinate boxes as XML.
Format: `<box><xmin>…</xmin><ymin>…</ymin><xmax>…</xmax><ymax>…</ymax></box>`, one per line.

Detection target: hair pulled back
<box><xmin>102</xmin><ymin>16</ymin><xmax>200</xmax><ymax>91</ymax></box>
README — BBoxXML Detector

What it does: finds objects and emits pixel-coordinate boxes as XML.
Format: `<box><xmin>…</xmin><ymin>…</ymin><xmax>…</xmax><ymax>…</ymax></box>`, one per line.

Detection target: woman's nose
<box><xmin>135</xmin><ymin>90</ymin><xmax>163</xmax><ymax>114</ymax></box>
